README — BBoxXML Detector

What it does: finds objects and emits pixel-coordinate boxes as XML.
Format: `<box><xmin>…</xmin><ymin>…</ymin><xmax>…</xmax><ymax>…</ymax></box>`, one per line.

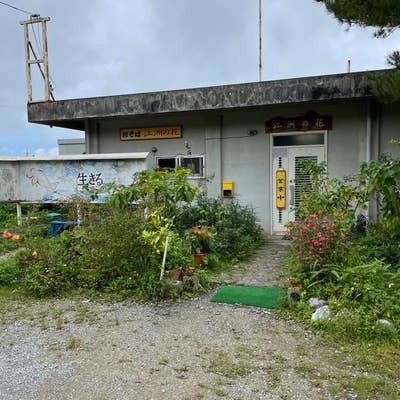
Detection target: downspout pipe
<box><xmin>366</xmin><ymin>101</ymin><xmax>372</xmax><ymax>164</ymax></box>
<box><xmin>365</xmin><ymin>101</ymin><xmax>372</xmax><ymax>218</ymax></box>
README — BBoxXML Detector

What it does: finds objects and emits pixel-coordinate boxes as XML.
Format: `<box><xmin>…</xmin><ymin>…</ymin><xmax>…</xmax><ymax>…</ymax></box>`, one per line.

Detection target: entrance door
<box><xmin>272</xmin><ymin>146</ymin><xmax>325</xmax><ymax>233</ymax></box>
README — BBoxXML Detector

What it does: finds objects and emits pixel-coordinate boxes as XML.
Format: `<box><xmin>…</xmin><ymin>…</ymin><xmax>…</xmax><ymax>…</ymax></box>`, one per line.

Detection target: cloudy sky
<box><xmin>0</xmin><ymin>0</ymin><xmax>399</xmax><ymax>156</ymax></box>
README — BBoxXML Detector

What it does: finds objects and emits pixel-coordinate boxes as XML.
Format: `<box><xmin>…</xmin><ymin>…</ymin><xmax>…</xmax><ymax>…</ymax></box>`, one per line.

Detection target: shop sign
<box><xmin>266</xmin><ymin>112</ymin><xmax>332</xmax><ymax>133</ymax></box>
<box><xmin>120</xmin><ymin>126</ymin><xmax>182</xmax><ymax>141</ymax></box>
<box><xmin>276</xmin><ymin>169</ymin><xmax>286</xmax><ymax>209</ymax></box>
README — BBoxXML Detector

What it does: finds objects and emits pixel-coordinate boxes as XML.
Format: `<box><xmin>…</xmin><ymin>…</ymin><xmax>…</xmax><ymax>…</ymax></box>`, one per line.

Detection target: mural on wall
<box><xmin>0</xmin><ymin>157</ymin><xmax>148</xmax><ymax>203</ymax></box>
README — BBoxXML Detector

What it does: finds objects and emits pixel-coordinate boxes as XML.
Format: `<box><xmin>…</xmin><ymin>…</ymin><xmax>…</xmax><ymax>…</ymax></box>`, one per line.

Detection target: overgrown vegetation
<box><xmin>286</xmin><ymin>147</ymin><xmax>400</xmax><ymax>343</ymax></box>
<box><xmin>0</xmin><ymin>168</ymin><xmax>263</xmax><ymax>300</ymax></box>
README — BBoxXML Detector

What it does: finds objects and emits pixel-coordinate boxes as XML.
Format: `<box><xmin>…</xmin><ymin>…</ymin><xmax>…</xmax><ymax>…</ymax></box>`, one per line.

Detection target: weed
<box><xmin>214</xmin><ymin>388</ymin><xmax>227</xmax><ymax>397</ymax></box>
<box><xmin>66</xmin><ymin>336</ymin><xmax>80</xmax><ymax>350</ymax></box>
<box><xmin>206</xmin><ymin>350</ymin><xmax>252</xmax><ymax>378</ymax></box>
<box><xmin>174</xmin><ymin>365</ymin><xmax>189</xmax><ymax>373</ymax></box>
<box><xmin>55</xmin><ymin>317</ymin><xmax>63</xmax><ymax>330</ymax></box>
<box><xmin>159</xmin><ymin>357</ymin><xmax>169</xmax><ymax>366</ymax></box>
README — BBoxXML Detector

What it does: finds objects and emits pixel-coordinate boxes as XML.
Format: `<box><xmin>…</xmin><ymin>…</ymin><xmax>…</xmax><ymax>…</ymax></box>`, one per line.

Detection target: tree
<box><xmin>316</xmin><ymin>0</ymin><xmax>400</xmax><ymax>102</ymax></box>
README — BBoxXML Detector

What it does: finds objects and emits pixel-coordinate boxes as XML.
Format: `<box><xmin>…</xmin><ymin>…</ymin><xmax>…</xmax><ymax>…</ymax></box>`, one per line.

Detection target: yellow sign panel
<box><xmin>276</xmin><ymin>170</ymin><xmax>286</xmax><ymax>209</ymax></box>
<box><xmin>120</xmin><ymin>126</ymin><xmax>182</xmax><ymax>141</ymax></box>
<box><xmin>222</xmin><ymin>181</ymin><xmax>234</xmax><ymax>198</ymax></box>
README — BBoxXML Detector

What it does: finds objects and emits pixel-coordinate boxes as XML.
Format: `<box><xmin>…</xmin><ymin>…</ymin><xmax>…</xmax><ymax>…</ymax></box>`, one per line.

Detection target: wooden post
<box><xmin>20</xmin><ymin>16</ymin><xmax>53</xmax><ymax>103</ymax></box>
<box><xmin>42</xmin><ymin>19</ymin><xmax>51</xmax><ymax>101</ymax></box>
<box><xmin>16</xmin><ymin>203</ymin><xmax>22</xmax><ymax>226</ymax></box>
<box><xmin>22</xmin><ymin>23</ymin><xmax>32</xmax><ymax>102</ymax></box>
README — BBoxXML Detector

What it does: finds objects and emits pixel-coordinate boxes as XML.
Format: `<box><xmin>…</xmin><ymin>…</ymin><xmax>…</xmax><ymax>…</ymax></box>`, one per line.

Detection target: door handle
<box><xmin>290</xmin><ymin>185</ymin><xmax>295</xmax><ymax>206</ymax></box>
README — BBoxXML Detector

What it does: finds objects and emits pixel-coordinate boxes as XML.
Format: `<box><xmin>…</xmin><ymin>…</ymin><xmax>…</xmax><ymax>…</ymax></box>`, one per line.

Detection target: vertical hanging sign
<box><xmin>276</xmin><ymin>170</ymin><xmax>286</xmax><ymax>209</ymax></box>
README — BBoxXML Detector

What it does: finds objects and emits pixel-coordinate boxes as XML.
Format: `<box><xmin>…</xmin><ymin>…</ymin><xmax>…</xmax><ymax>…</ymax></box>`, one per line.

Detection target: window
<box><xmin>181</xmin><ymin>156</ymin><xmax>204</xmax><ymax>177</ymax></box>
<box><xmin>156</xmin><ymin>155</ymin><xmax>205</xmax><ymax>177</ymax></box>
<box><xmin>156</xmin><ymin>157</ymin><xmax>178</xmax><ymax>170</ymax></box>
<box><xmin>273</xmin><ymin>133</ymin><xmax>324</xmax><ymax>147</ymax></box>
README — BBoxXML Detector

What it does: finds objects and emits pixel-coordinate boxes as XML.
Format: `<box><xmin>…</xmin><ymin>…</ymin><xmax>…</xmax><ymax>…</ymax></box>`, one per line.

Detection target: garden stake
<box><xmin>160</xmin><ymin>235</ymin><xmax>170</xmax><ymax>281</ymax></box>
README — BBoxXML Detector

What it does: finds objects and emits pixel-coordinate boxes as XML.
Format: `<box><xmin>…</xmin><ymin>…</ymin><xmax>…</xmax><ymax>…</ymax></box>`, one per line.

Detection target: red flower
<box><xmin>2</xmin><ymin>231</ymin><xmax>11</xmax><ymax>239</ymax></box>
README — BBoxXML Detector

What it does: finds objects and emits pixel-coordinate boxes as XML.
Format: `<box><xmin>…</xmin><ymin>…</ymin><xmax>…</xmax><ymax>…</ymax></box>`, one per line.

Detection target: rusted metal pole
<box><xmin>259</xmin><ymin>0</ymin><xmax>262</xmax><ymax>81</ymax></box>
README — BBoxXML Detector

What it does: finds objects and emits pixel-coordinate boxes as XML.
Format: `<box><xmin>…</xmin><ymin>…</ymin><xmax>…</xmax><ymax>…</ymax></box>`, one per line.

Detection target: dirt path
<box><xmin>0</xmin><ymin>242</ymin><xmax>361</xmax><ymax>399</ymax></box>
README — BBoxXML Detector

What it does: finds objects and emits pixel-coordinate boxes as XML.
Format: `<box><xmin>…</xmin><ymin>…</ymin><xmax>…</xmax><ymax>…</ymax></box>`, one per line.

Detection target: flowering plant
<box><xmin>188</xmin><ymin>225</ymin><xmax>210</xmax><ymax>254</ymax></box>
<box><xmin>286</xmin><ymin>213</ymin><xmax>347</xmax><ymax>268</ymax></box>
<box><xmin>2</xmin><ymin>230</ymin><xmax>20</xmax><ymax>241</ymax></box>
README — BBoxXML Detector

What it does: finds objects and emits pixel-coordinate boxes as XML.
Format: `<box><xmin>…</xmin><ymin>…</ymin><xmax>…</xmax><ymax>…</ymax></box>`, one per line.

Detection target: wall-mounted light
<box><xmin>151</xmin><ymin>146</ymin><xmax>158</xmax><ymax>153</ymax></box>
<box><xmin>248</xmin><ymin>130</ymin><xmax>258</xmax><ymax>136</ymax></box>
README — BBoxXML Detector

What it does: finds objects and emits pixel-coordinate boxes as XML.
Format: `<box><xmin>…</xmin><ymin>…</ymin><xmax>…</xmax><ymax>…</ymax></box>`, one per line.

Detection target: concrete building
<box><xmin>57</xmin><ymin>138</ymin><xmax>86</xmax><ymax>155</ymax></box>
<box><xmin>27</xmin><ymin>70</ymin><xmax>400</xmax><ymax>233</ymax></box>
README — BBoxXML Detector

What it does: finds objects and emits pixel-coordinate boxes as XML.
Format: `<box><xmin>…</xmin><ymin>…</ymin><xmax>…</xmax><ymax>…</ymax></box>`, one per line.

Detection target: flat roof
<box><xmin>28</xmin><ymin>70</ymin><xmax>385</xmax><ymax>131</ymax></box>
<box><xmin>57</xmin><ymin>138</ymin><xmax>85</xmax><ymax>145</ymax></box>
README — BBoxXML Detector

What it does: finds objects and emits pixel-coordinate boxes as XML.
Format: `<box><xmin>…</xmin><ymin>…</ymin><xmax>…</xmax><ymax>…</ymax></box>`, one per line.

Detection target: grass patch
<box><xmin>66</xmin><ymin>336</ymin><xmax>81</xmax><ymax>350</ymax></box>
<box><xmin>206</xmin><ymin>350</ymin><xmax>252</xmax><ymax>378</ymax></box>
<box><xmin>349</xmin><ymin>376</ymin><xmax>399</xmax><ymax>400</ymax></box>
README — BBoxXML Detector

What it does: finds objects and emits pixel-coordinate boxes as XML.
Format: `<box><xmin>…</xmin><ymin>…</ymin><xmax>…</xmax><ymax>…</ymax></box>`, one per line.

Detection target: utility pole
<box><xmin>20</xmin><ymin>15</ymin><xmax>54</xmax><ymax>103</ymax></box>
<box><xmin>259</xmin><ymin>0</ymin><xmax>262</xmax><ymax>81</ymax></box>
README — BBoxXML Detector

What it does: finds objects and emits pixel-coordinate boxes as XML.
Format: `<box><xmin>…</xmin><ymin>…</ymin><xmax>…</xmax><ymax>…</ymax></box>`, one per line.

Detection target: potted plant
<box><xmin>189</xmin><ymin>225</ymin><xmax>210</xmax><ymax>267</ymax></box>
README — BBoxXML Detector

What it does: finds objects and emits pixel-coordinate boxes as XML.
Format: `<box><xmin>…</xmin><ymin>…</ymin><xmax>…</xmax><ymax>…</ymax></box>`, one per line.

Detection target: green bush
<box><xmin>176</xmin><ymin>195</ymin><xmax>264</xmax><ymax>261</ymax></box>
<box><xmin>0</xmin><ymin>204</ymin><xmax>17</xmax><ymax>227</ymax></box>
<box><xmin>286</xmin><ymin>156</ymin><xmax>400</xmax><ymax>341</ymax></box>
<box><xmin>0</xmin><ymin>169</ymin><xmax>263</xmax><ymax>300</ymax></box>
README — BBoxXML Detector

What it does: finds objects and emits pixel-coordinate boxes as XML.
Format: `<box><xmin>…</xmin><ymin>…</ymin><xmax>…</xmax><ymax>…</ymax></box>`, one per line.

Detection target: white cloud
<box><xmin>33</xmin><ymin>147</ymin><xmax>58</xmax><ymax>156</ymax></box>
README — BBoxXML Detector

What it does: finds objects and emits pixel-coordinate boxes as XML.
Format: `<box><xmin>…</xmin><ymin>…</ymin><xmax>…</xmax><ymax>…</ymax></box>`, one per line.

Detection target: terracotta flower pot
<box><xmin>168</xmin><ymin>267</ymin><xmax>183</xmax><ymax>281</ymax></box>
<box><xmin>193</xmin><ymin>252</ymin><xmax>207</xmax><ymax>268</ymax></box>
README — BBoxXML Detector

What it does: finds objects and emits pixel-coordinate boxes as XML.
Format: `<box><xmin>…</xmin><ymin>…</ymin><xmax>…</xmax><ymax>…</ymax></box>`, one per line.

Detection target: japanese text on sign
<box><xmin>276</xmin><ymin>170</ymin><xmax>286</xmax><ymax>209</ymax></box>
<box><xmin>77</xmin><ymin>172</ymin><xmax>104</xmax><ymax>187</ymax></box>
<box><xmin>266</xmin><ymin>112</ymin><xmax>332</xmax><ymax>133</ymax></box>
<box><xmin>120</xmin><ymin>126</ymin><xmax>182</xmax><ymax>141</ymax></box>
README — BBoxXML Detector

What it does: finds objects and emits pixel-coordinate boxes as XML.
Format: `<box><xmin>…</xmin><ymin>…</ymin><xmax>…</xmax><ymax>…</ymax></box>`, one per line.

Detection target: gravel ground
<box><xmin>0</xmin><ymin>241</ymin><xmax>360</xmax><ymax>400</ymax></box>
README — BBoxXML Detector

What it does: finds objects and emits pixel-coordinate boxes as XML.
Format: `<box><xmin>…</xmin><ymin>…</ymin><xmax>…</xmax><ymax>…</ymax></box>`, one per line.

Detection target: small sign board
<box><xmin>266</xmin><ymin>112</ymin><xmax>332</xmax><ymax>133</ymax></box>
<box><xmin>276</xmin><ymin>170</ymin><xmax>286</xmax><ymax>209</ymax></box>
<box><xmin>120</xmin><ymin>126</ymin><xmax>182</xmax><ymax>141</ymax></box>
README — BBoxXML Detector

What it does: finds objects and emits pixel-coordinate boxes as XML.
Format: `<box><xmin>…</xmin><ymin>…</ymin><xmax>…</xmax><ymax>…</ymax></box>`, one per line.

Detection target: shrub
<box><xmin>285</xmin><ymin>155</ymin><xmax>400</xmax><ymax>340</ymax></box>
<box><xmin>176</xmin><ymin>195</ymin><xmax>264</xmax><ymax>261</ymax></box>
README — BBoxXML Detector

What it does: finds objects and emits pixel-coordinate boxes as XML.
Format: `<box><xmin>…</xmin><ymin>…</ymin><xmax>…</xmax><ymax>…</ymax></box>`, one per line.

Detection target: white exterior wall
<box><xmin>381</xmin><ymin>104</ymin><xmax>400</xmax><ymax>158</ymax></box>
<box><xmin>89</xmin><ymin>100</ymin><xmax>399</xmax><ymax>232</ymax></box>
<box><xmin>58</xmin><ymin>139</ymin><xmax>86</xmax><ymax>155</ymax></box>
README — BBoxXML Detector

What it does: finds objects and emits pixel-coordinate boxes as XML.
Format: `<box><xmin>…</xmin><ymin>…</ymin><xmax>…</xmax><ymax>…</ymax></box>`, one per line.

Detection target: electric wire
<box><xmin>30</xmin><ymin>23</ymin><xmax>41</xmax><ymax>56</ymax></box>
<box><xmin>0</xmin><ymin>1</ymin><xmax>32</xmax><ymax>15</ymax></box>
<box><xmin>29</xmin><ymin>18</ymin><xmax>56</xmax><ymax>95</ymax></box>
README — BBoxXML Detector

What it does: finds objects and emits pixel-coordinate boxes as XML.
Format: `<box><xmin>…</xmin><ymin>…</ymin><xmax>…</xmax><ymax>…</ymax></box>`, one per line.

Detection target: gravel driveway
<box><xmin>0</xmin><ymin>242</ymin><xmax>359</xmax><ymax>399</ymax></box>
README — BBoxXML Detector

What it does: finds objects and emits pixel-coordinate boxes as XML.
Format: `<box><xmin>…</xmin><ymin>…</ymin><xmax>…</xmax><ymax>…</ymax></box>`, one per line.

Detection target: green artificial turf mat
<box><xmin>210</xmin><ymin>285</ymin><xmax>285</xmax><ymax>309</ymax></box>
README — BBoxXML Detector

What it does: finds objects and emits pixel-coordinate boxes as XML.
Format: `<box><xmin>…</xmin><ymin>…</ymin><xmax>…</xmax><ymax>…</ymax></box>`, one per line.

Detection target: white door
<box><xmin>272</xmin><ymin>146</ymin><xmax>325</xmax><ymax>233</ymax></box>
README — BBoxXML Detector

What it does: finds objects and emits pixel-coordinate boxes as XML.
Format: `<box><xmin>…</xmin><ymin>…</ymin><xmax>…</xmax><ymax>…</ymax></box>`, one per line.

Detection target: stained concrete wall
<box><xmin>58</xmin><ymin>139</ymin><xmax>86</xmax><ymax>155</ymax></box>
<box><xmin>84</xmin><ymin>99</ymin><xmax>392</xmax><ymax>232</ymax></box>
<box><xmin>381</xmin><ymin>103</ymin><xmax>400</xmax><ymax>158</ymax></box>
<box><xmin>0</xmin><ymin>154</ymin><xmax>150</xmax><ymax>203</ymax></box>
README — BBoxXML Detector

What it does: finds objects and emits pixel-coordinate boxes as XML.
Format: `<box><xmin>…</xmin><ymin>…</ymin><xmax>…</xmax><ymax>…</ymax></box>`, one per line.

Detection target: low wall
<box><xmin>0</xmin><ymin>153</ymin><xmax>150</xmax><ymax>203</ymax></box>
